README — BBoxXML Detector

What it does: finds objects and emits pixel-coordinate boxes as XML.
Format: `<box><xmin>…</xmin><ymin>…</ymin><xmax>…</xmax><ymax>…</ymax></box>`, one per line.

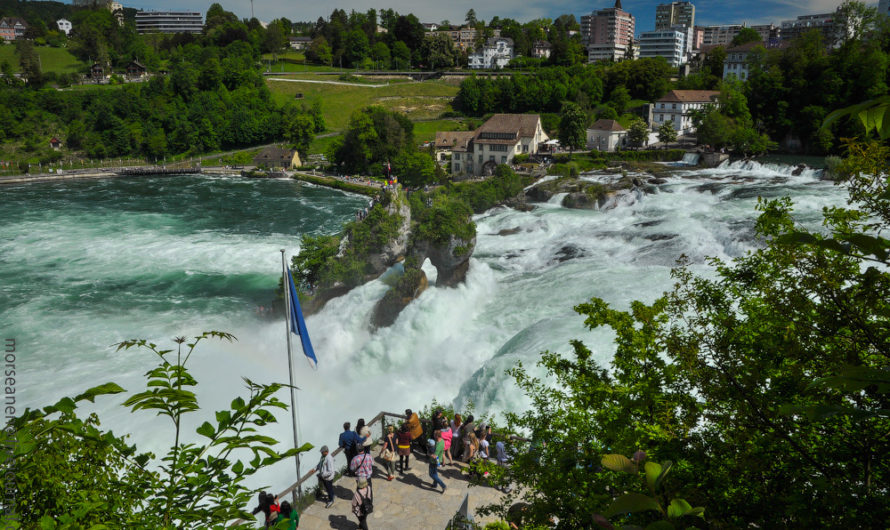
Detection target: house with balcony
<box><xmin>0</xmin><ymin>17</ymin><xmax>27</xmax><ymax>41</ymax></box>
<box><xmin>723</xmin><ymin>41</ymin><xmax>762</xmax><ymax>81</ymax></box>
<box><xmin>450</xmin><ymin>114</ymin><xmax>548</xmax><ymax>177</ymax></box>
<box><xmin>649</xmin><ymin>90</ymin><xmax>719</xmax><ymax>135</ymax></box>
<box><xmin>468</xmin><ymin>37</ymin><xmax>514</xmax><ymax>69</ymax></box>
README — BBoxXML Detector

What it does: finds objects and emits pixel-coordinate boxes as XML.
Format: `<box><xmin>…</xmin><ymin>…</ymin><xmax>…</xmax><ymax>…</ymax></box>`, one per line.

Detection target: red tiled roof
<box><xmin>589</xmin><ymin>119</ymin><xmax>626</xmax><ymax>132</ymax></box>
<box><xmin>474</xmin><ymin>114</ymin><xmax>541</xmax><ymax>144</ymax></box>
<box><xmin>435</xmin><ymin>131</ymin><xmax>475</xmax><ymax>149</ymax></box>
<box><xmin>657</xmin><ymin>90</ymin><xmax>720</xmax><ymax>103</ymax></box>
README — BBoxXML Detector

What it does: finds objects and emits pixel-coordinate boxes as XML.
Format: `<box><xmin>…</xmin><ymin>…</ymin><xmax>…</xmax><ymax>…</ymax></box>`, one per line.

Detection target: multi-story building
<box><xmin>650</xmin><ymin>89</ymin><xmax>719</xmax><ymax>134</ymax></box>
<box><xmin>450</xmin><ymin>114</ymin><xmax>548</xmax><ymax>177</ymax></box>
<box><xmin>639</xmin><ymin>26</ymin><xmax>692</xmax><ymax>67</ymax></box>
<box><xmin>56</xmin><ymin>18</ymin><xmax>72</xmax><ymax>35</ymax></box>
<box><xmin>723</xmin><ymin>41</ymin><xmax>761</xmax><ymax>81</ymax></box>
<box><xmin>655</xmin><ymin>1</ymin><xmax>695</xmax><ymax>30</ymax></box>
<box><xmin>692</xmin><ymin>26</ymin><xmax>704</xmax><ymax>49</ymax></box>
<box><xmin>0</xmin><ymin>17</ymin><xmax>27</xmax><ymax>41</ymax></box>
<box><xmin>532</xmin><ymin>40</ymin><xmax>552</xmax><ymax>59</ymax></box>
<box><xmin>135</xmin><ymin>11</ymin><xmax>204</xmax><ymax>34</ymax></box>
<box><xmin>468</xmin><ymin>37</ymin><xmax>514</xmax><ymax>69</ymax></box>
<box><xmin>881</xmin><ymin>0</ymin><xmax>890</xmax><ymax>18</ymax></box>
<box><xmin>780</xmin><ymin>13</ymin><xmax>835</xmax><ymax>43</ymax></box>
<box><xmin>430</xmin><ymin>26</ymin><xmax>501</xmax><ymax>51</ymax></box>
<box><xmin>701</xmin><ymin>24</ymin><xmax>742</xmax><ymax>46</ymax></box>
<box><xmin>581</xmin><ymin>0</ymin><xmax>635</xmax><ymax>63</ymax></box>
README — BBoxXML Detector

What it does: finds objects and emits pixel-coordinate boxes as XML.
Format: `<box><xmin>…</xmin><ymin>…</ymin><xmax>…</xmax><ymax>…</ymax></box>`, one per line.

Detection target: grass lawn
<box><xmin>412</xmin><ymin>119</ymin><xmax>468</xmax><ymax>143</ymax></box>
<box><xmin>0</xmin><ymin>46</ymin><xmax>84</xmax><ymax>74</ymax></box>
<box><xmin>267</xmin><ymin>77</ymin><xmax>459</xmax><ymax>131</ymax></box>
<box><xmin>308</xmin><ymin>134</ymin><xmax>340</xmax><ymax>156</ymax></box>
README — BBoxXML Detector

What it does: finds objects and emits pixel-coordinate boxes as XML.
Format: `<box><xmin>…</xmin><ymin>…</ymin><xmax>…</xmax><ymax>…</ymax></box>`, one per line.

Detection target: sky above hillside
<box><xmin>124</xmin><ymin>0</ymin><xmax>855</xmax><ymax>34</ymax></box>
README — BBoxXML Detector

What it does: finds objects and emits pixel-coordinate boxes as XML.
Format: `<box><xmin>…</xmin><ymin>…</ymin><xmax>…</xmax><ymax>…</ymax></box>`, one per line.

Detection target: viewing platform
<box><xmin>243</xmin><ymin>411</ymin><xmax>507</xmax><ymax>529</ymax></box>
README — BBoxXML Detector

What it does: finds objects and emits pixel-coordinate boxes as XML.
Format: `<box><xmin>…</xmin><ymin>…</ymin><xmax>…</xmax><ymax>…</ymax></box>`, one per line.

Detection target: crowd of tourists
<box><xmin>252</xmin><ymin>407</ymin><xmax>511</xmax><ymax>529</ymax></box>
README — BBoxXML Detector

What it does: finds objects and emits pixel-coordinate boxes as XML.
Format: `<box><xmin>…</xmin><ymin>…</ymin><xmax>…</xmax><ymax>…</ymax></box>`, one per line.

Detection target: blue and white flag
<box><xmin>286</xmin><ymin>267</ymin><xmax>318</xmax><ymax>369</ymax></box>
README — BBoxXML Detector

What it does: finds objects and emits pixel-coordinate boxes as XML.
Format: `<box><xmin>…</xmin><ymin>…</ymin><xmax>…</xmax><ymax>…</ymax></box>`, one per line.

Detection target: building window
<box><xmin>672</xmin><ymin>104</ymin><xmax>677</xmax><ymax>109</ymax></box>
<box><xmin>501</xmin><ymin>156</ymin><xmax>507</xmax><ymax>163</ymax></box>
<box><xmin>454</xmin><ymin>153</ymin><xmax>460</xmax><ymax>160</ymax></box>
<box><xmin>660</xmin><ymin>103</ymin><xmax>665</xmax><ymax>109</ymax></box>
<box><xmin>478</xmin><ymin>155</ymin><xmax>483</xmax><ymax>163</ymax></box>
<box><xmin>523</xmin><ymin>145</ymin><xmax>528</xmax><ymax>153</ymax></box>
<box><xmin>455</xmin><ymin>164</ymin><xmax>461</xmax><ymax>172</ymax></box>
<box><xmin>489</xmin><ymin>155</ymin><xmax>494</xmax><ymax>162</ymax></box>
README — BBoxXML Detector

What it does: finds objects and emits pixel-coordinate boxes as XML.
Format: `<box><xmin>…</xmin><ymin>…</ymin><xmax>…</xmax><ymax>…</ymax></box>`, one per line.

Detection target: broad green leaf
<box><xmin>232</xmin><ymin>460</ymin><xmax>244</xmax><ymax>474</ymax></box>
<box><xmin>655</xmin><ymin>460</ymin><xmax>673</xmax><ymax>490</ymax></box>
<box><xmin>74</xmin><ymin>382</ymin><xmax>126</xmax><ymax>403</ymax></box>
<box><xmin>645</xmin><ymin>461</ymin><xmax>662</xmax><ymax>492</ymax></box>
<box><xmin>604</xmin><ymin>492</ymin><xmax>663</xmax><ymax>517</ymax></box>
<box><xmin>196</xmin><ymin>421</ymin><xmax>215</xmax><ymax>439</ymax></box>
<box><xmin>602</xmin><ymin>454</ymin><xmax>638</xmax><ymax>474</ymax></box>
<box><xmin>667</xmin><ymin>498</ymin><xmax>693</xmax><ymax>518</ymax></box>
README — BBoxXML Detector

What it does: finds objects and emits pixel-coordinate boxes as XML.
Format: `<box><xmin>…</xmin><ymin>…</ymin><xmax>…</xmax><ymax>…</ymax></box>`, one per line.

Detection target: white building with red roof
<box><xmin>650</xmin><ymin>89</ymin><xmax>720</xmax><ymax>135</ymax></box>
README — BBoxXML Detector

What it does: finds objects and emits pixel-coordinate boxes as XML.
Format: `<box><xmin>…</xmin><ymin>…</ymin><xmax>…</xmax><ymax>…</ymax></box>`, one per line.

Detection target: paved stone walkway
<box><xmin>297</xmin><ymin>452</ymin><xmax>505</xmax><ymax>529</ymax></box>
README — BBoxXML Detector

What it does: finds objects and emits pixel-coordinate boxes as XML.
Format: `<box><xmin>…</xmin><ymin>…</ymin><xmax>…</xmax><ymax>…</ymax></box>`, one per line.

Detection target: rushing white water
<box><xmin>0</xmin><ymin>162</ymin><xmax>843</xmax><ymax>495</ymax></box>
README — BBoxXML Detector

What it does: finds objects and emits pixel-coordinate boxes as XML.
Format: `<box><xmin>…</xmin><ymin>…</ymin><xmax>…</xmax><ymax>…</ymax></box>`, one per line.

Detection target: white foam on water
<box><xmin>1</xmin><ymin>165</ymin><xmax>847</xmax><ymax>495</ymax></box>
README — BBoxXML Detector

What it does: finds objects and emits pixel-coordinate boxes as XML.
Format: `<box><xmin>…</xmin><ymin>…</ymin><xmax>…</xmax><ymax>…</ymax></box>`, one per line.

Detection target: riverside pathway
<box><xmin>297</xmin><ymin>454</ymin><xmax>505</xmax><ymax>529</ymax></box>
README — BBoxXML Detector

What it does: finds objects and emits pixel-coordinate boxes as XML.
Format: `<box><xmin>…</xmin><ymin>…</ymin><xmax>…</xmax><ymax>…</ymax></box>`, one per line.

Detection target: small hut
<box><xmin>90</xmin><ymin>62</ymin><xmax>105</xmax><ymax>81</ymax></box>
<box><xmin>126</xmin><ymin>60</ymin><xmax>147</xmax><ymax>79</ymax></box>
<box><xmin>49</xmin><ymin>137</ymin><xmax>62</xmax><ymax>150</ymax></box>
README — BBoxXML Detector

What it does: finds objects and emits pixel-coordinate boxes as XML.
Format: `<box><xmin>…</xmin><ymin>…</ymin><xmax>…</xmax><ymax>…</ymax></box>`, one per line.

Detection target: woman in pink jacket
<box><xmin>439</xmin><ymin>417</ymin><xmax>454</xmax><ymax>465</ymax></box>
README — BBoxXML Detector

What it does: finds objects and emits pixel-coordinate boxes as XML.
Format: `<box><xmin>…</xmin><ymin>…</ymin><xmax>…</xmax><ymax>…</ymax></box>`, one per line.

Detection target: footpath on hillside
<box><xmin>296</xmin><ymin>451</ymin><xmax>505</xmax><ymax>529</ymax></box>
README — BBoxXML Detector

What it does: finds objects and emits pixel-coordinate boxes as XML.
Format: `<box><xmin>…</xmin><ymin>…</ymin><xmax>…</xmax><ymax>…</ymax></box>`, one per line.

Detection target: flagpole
<box><xmin>281</xmin><ymin>249</ymin><xmax>302</xmax><ymax>503</ymax></box>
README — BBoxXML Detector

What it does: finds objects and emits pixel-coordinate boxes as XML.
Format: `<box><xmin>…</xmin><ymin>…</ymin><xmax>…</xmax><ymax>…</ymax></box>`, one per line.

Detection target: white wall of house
<box><xmin>468</xmin><ymin>38</ymin><xmax>514</xmax><ymax>69</ymax></box>
<box><xmin>586</xmin><ymin>129</ymin><xmax>627</xmax><ymax>151</ymax></box>
<box><xmin>649</xmin><ymin>101</ymin><xmax>712</xmax><ymax>134</ymax></box>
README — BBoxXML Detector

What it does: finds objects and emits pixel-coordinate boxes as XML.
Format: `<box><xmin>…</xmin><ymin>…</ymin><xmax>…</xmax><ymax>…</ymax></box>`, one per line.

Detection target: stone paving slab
<box><xmin>298</xmin><ymin>452</ymin><xmax>505</xmax><ymax>529</ymax></box>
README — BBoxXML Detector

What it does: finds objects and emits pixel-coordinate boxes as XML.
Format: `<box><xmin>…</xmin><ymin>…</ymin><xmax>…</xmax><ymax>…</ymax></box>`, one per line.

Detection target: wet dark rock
<box><xmin>554</xmin><ymin>245</ymin><xmax>584</xmax><ymax>263</ymax></box>
<box><xmin>496</xmin><ymin>227</ymin><xmax>522</xmax><ymax>236</ymax></box>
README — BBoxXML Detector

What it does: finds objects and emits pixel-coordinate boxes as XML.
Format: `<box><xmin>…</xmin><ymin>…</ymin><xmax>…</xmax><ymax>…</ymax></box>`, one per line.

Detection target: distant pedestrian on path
<box><xmin>311</xmin><ymin>445</ymin><xmax>336</xmax><ymax>508</ymax></box>
<box><xmin>428</xmin><ymin>430</ymin><xmax>447</xmax><ymax>493</ymax></box>
<box><xmin>380</xmin><ymin>425</ymin><xmax>397</xmax><ymax>480</ymax></box>
<box><xmin>339</xmin><ymin>422</ymin><xmax>361</xmax><ymax>476</ymax></box>
<box><xmin>352</xmin><ymin>478</ymin><xmax>373</xmax><ymax>530</ymax></box>
<box><xmin>397</xmin><ymin>423</ymin><xmax>412</xmax><ymax>472</ymax></box>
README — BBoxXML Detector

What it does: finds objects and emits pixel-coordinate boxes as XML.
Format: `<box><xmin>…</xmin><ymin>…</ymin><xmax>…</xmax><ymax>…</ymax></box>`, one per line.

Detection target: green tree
<box><xmin>283</xmin><ymin>112</ymin><xmax>316</xmax><ymax>153</ymax></box>
<box><xmin>306</xmin><ymin>36</ymin><xmax>333</xmax><ymax>65</ymax></box>
<box><xmin>3</xmin><ymin>333</ymin><xmax>310</xmax><ymax>527</ymax></box>
<box><xmin>371</xmin><ymin>41</ymin><xmax>391</xmax><ymax>69</ymax></box>
<box><xmin>627</xmin><ymin>117</ymin><xmax>649</xmax><ymax>147</ymax></box>
<box><xmin>558</xmin><ymin>101</ymin><xmax>587</xmax><ymax>155</ymax></box>
<box><xmin>730</xmin><ymin>27</ymin><xmax>762</xmax><ymax>46</ymax></box>
<box><xmin>657</xmin><ymin>120</ymin><xmax>678</xmax><ymax>145</ymax></box>
<box><xmin>391</xmin><ymin>41</ymin><xmax>412</xmax><ymax>70</ymax></box>
<box><xmin>394</xmin><ymin>150</ymin><xmax>438</xmax><ymax>186</ymax></box>
<box><xmin>344</xmin><ymin>28</ymin><xmax>370</xmax><ymax>67</ymax></box>
<box><xmin>466</xmin><ymin>9</ymin><xmax>477</xmax><ymax>26</ymax></box>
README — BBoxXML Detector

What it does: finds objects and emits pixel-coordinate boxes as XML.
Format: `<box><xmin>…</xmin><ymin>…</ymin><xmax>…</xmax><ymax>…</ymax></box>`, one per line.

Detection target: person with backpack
<box><xmin>278</xmin><ymin>500</ymin><xmax>299</xmax><ymax>530</ymax></box>
<box><xmin>351</xmin><ymin>477</ymin><xmax>373</xmax><ymax>530</ymax></box>
<box><xmin>339</xmin><ymin>422</ymin><xmax>363</xmax><ymax>477</ymax></box>
<box><xmin>350</xmin><ymin>440</ymin><xmax>374</xmax><ymax>489</ymax></box>
<box><xmin>428</xmin><ymin>429</ymin><xmax>447</xmax><ymax>493</ymax></box>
